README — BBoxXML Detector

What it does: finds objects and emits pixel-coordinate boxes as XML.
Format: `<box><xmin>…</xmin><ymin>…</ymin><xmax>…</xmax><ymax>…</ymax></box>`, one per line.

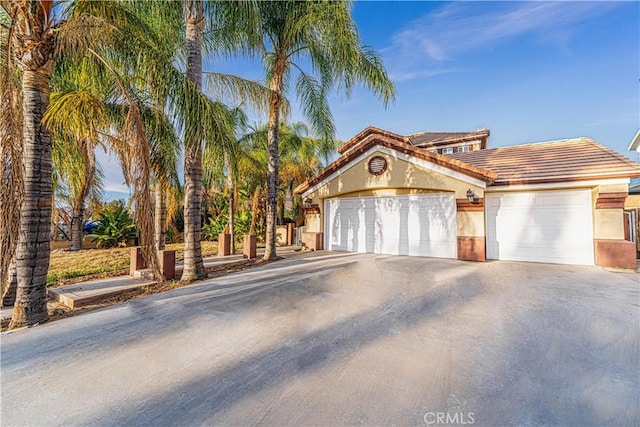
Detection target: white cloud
<box><xmin>384</xmin><ymin>1</ymin><xmax>621</xmax><ymax>80</ymax></box>
<box><xmin>389</xmin><ymin>67</ymin><xmax>461</xmax><ymax>83</ymax></box>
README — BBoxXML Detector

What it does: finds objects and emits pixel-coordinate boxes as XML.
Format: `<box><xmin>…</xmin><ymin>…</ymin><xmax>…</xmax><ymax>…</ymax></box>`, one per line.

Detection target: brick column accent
<box><xmin>218</xmin><ymin>233</ymin><xmax>232</xmax><ymax>256</ymax></box>
<box><xmin>286</xmin><ymin>223</ymin><xmax>295</xmax><ymax>245</ymax></box>
<box><xmin>130</xmin><ymin>247</ymin><xmax>146</xmax><ymax>275</ymax></box>
<box><xmin>243</xmin><ymin>234</ymin><xmax>257</xmax><ymax>259</ymax></box>
<box><xmin>159</xmin><ymin>250</ymin><xmax>176</xmax><ymax>280</ymax></box>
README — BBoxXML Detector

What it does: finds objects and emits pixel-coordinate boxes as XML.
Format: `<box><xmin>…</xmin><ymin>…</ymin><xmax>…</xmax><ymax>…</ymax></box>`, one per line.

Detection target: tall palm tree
<box><xmin>2</xmin><ymin>0</ymin><xmax>62</xmax><ymax>327</ymax></box>
<box><xmin>179</xmin><ymin>0</ymin><xmax>266</xmax><ymax>281</ymax></box>
<box><xmin>0</xmin><ymin>5</ymin><xmax>24</xmax><ymax>306</ymax></box>
<box><xmin>1</xmin><ymin>0</ymin><xmax>196</xmax><ymax>326</ymax></box>
<box><xmin>238</xmin><ymin>121</ymin><xmax>333</xmax><ymax>234</ymax></box>
<box><xmin>44</xmin><ymin>57</ymin><xmax>110</xmax><ymax>251</ymax></box>
<box><xmin>181</xmin><ymin>0</ymin><xmax>207</xmax><ymax>280</ymax></box>
<box><xmin>258</xmin><ymin>0</ymin><xmax>396</xmax><ymax>260</ymax></box>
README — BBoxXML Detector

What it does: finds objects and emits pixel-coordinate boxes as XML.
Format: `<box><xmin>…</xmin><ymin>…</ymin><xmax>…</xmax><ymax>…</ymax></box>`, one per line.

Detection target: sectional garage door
<box><xmin>324</xmin><ymin>194</ymin><xmax>457</xmax><ymax>258</ymax></box>
<box><xmin>486</xmin><ymin>189</ymin><xmax>594</xmax><ymax>265</ymax></box>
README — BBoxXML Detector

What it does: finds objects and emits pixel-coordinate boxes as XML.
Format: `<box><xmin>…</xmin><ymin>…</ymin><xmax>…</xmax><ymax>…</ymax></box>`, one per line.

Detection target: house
<box><xmin>628</xmin><ymin>129</ymin><xmax>640</xmax><ymax>153</ymax></box>
<box><xmin>337</xmin><ymin>128</ymin><xmax>489</xmax><ymax>157</ymax></box>
<box><xmin>295</xmin><ymin>127</ymin><xmax>640</xmax><ymax>269</ymax></box>
<box><xmin>625</xmin><ymin>130</ymin><xmax>640</xmax><ymax>258</ymax></box>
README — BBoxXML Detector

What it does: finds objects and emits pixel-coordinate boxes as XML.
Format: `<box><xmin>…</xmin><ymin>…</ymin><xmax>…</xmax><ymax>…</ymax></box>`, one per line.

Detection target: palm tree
<box><xmin>2</xmin><ymin>0</ymin><xmax>61</xmax><ymax>327</ymax></box>
<box><xmin>0</xmin><ymin>4</ymin><xmax>24</xmax><ymax>306</ymax></box>
<box><xmin>179</xmin><ymin>0</ymin><xmax>267</xmax><ymax>280</ymax></box>
<box><xmin>258</xmin><ymin>1</ymin><xmax>396</xmax><ymax>260</ymax></box>
<box><xmin>238</xmin><ymin>121</ymin><xmax>334</xmax><ymax>234</ymax></box>
<box><xmin>181</xmin><ymin>0</ymin><xmax>207</xmax><ymax>280</ymax></box>
<box><xmin>1</xmin><ymin>0</ymin><xmax>195</xmax><ymax>326</ymax></box>
<box><xmin>44</xmin><ymin>57</ymin><xmax>110</xmax><ymax>251</ymax></box>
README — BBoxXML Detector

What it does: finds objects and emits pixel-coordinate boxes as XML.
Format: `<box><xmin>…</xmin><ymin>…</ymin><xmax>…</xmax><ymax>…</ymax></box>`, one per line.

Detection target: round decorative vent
<box><xmin>368</xmin><ymin>156</ymin><xmax>387</xmax><ymax>175</ymax></box>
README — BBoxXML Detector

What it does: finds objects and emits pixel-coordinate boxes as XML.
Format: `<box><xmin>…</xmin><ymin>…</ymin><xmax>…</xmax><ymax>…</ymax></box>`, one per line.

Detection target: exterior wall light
<box><xmin>304</xmin><ymin>198</ymin><xmax>313</xmax><ymax>207</ymax></box>
<box><xmin>466</xmin><ymin>189</ymin><xmax>478</xmax><ymax>204</ymax></box>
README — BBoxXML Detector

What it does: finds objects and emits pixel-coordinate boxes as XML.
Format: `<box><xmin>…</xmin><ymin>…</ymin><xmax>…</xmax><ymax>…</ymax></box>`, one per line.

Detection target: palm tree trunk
<box><xmin>263</xmin><ymin>60</ymin><xmax>285</xmax><ymax>261</ymax></box>
<box><xmin>181</xmin><ymin>1</ymin><xmax>206</xmax><ymax>281</ymax></box>
<box><xmin>0</xmin><ymin>54</ymin><xmax>24</xmax><ymax>310</ymax></box>
<box><xmin>69</xmin><ymin>139</ymin><xmax>95</xmax><ymax>251</ymax></box>
<box><xmin>10</xmin><ymin>69</ymin><xmax>53</xmax><ymax>328</ymax></box>
<box><xmin>249</xmin><ymin>186</ymin><xmax>260</xmax><ymax>235</ymax></box>
<box><xmin>1</xmin><ymin>260</ymin><xmax>18</xmax><ymax>307</ymax></box>
<box><xmin>69</xmin><ymin>206</ymin><xmax>84</xmax><ymax>251</ymax></box>
<box><xmin>154</xmin><ymin>184</ymin><xmax>166</xmax><ymax>251</ymax></box>
<box><xmin>226</xmin><ymin>154</ymin><xmax>235</xmax><ymax>254</ymax></box>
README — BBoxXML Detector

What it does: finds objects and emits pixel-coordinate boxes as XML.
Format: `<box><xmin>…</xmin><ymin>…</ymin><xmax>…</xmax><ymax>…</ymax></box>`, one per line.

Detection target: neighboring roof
<box><xmin>628</xmin><ymin>129</ymin><xmax>640</xmax><ymax>152</ymax></box>
<box><xmin>336</xmin><ymin>126</ymin><xmax>490</xmax><ymax>154</ymax></box>
<box><xmin>408</xmin><ymin>129</ymin><xmax>490</xmax><ymax>149</ymax></box>
<box><xmin>450</xmin><ymin>137</ymin><xmax>640</xmax><ymax>186</ymax></box>
<box><xmin>295</xmin><ymin>130</ymin><xmax>498</xmax><ymax>195</ymax></box>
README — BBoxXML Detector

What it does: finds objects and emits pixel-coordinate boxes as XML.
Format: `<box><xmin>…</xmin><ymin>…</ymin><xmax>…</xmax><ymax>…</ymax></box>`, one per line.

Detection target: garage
<box><xmin>486</xmin><ymin>189</ymin><xmax>594</xmax><ymax>265</ymax></box>
<box><xmin>297</xmin><ymin>127</ymin><xmax>640</xmax><ymax>268</ymax></box>
<box><xmin>324</xmin><ymin>193</ymin><xmax>457</xmax><ymax>258</ymax></box>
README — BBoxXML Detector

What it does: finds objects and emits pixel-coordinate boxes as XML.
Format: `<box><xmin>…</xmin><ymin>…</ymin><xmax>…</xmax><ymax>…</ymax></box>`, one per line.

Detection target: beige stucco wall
<box><xmin>457</xmin><ymin>211</ymin><xmax>485</xmax><ymax>237</ymax></box>
<box><xmin>302</xmin><ymin>152</ymin><xmax>486</xmax><ymax>233</ymax></box>
<box><xmin>305</xmin><ymin>213</ymin><xmax>322</xmax><ymax>233</ymax></box>
<box><xmin>592</xmin><ymin>185</ymin><xmax>626</xmax><ymax>240</ymax></box>
<box><xmin>625</xmin><ymin>194</ymin><xmax>640</xmax><ymax>208</ymax></box>
<box><xmin>594</xmin><ymin>209</ymin><xmax>624</xmax><ymax>240</ymax></box>
<box><xmin>304</xmin><ymin>152</ymin><xmax>484</xmax><ymax>203</ymax></box>
<box><xmin>598</xmin><ymin>183</ymin><xmax>628</xmax><ymax>193</ymax></box>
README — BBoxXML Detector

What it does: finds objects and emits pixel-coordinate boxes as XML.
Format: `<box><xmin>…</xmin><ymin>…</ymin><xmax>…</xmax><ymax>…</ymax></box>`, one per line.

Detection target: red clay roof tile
<box><xmin>450</xmin><ymin>137</ymin><xmax>640</xmax><ymax>185</ymax></box>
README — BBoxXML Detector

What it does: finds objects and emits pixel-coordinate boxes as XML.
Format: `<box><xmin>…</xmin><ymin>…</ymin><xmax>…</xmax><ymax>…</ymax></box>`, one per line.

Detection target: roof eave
<box><xmin>295</xmin><ymin>133</ymin><xmax>497</xmax><ymax>195</ymax></box>
<box><xmin>490</xmin><ymin>171</ymin><xmax>640</xmax><ymax>187</ymax></box>
<box><xmin>628</xmin><ymin>129</ymin><xmax>640</xmax><ymax>151</ymax></box>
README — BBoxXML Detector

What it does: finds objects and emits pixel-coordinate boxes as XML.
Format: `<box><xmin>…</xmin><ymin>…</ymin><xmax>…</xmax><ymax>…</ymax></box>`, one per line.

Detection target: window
<box><xmin>442</xmin><ymin>147</ymin><xmax>454</xmax><ymax>155</ymax></box>
<box><xmin>457</xmin><ymin>145</ymin><xmax>470</xmax><ymax>153</ymax></box>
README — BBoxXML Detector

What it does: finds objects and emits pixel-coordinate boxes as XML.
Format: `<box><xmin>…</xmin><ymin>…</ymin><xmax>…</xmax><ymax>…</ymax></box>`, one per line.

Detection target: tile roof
<box><xmin>408</xmin><ymin>129</ymin><xmax>490</xmax><ymax>148</ymax></box>
<box><xmin>337</xmin><ymin>126</ymin><xmax>407</xmax><ymax>154</ymax></box>
<box><xmin>295</xmin><ymin>131</ymin><xmax>498</xmax><ymax>195</ymax></box>
<box><xmin>450</xmin><ymin>137</ymin><xmax>640</xmax><ymax>186</ymax></box>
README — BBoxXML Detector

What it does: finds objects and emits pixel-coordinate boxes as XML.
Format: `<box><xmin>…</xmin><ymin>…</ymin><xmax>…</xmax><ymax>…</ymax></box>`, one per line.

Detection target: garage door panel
<box><xmin>325</xmin><ymin>194</ymin><xmax>456</xmax><ymax>258</ymax></box>
<box><xmin>486</xmin><ymin>190</ymin><xmax>594</xmax><ymax>265</ymax></box>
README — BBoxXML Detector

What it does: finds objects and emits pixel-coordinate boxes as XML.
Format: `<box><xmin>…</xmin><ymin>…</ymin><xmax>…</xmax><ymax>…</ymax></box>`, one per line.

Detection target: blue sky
<box><xmin>102</xmin><ymin>1</ymin><xmax>640</xmax><ymax>198</ymax></box>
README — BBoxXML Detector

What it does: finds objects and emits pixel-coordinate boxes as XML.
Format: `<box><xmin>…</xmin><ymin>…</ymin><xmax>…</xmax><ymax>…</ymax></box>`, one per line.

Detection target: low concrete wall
<box><xmin>302</xmin><ymin>232</ymin><xmax>323</xmax><ymax>251</ymax></box>
<box><xmin>594</xmin><ymin>239</ymin><xmax>636</xmax><ymax>269</ymax></box>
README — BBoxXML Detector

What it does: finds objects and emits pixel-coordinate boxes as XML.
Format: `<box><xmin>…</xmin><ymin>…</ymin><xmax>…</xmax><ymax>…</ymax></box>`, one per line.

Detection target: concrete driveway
<box><xmin>1</xmin><ymin>251</ymin><xmax>638</xmax><ymax>426</ymax></box>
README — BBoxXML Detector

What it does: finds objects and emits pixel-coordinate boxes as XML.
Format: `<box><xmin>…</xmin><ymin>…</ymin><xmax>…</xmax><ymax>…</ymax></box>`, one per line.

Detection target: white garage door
<box><xmin>486</xmin><ymin>189</ymin><xmax>594</xmax><ymax>265</ymax></box>
<box><xmin>324</xmin><ymin>194</ymin><xmax>457</xmax><ymax>258</ymax></box>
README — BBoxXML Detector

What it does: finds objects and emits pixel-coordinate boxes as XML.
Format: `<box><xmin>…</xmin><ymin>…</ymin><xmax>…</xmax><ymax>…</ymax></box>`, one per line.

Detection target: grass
<box><xmin>47</xmin><ymin>241</ymin><xmax>221</xmax><ymax>287</ymax></box>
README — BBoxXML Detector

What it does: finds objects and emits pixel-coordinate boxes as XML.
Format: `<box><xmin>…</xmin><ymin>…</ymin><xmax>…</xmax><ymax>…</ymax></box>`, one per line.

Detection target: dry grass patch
<box><xmin>47</xmin><ymin>241</ymin><xmax>221</xmax><ymax>286</ymax></box>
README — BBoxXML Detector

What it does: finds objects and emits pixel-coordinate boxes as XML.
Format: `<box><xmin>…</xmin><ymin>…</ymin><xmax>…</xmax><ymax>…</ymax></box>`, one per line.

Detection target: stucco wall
<box><xmin>594</xmin><ymin>209</ymin><xmax>624</xmax><ymax>240</ymax></box>
<box><xmin>625</xmin><ymin>194</ymin><xmax>640</xmax><ymax>209</ymax></box>
<box><xmin>303</xmin><ymin>152</ymin><xmax>486</xmax><ymax>233</ymax></box>
<box><xmin>457</xmin><ymin>211</ymin><xmax>485</xmax><ymax>237</ymax></box>
<box><xmin>305</xmin><ymin>213</ymin><xmax>322</xmax><ymax>233</ymax></box>
<box><xmin>593</xmin><ymin>185</ymin><xmax>626</xmax><ymax>240</ymax></box>
<box><xmin>304</xmin><ymin>152</ymin><xmax>485</xmax><ymax>203</ymax></box>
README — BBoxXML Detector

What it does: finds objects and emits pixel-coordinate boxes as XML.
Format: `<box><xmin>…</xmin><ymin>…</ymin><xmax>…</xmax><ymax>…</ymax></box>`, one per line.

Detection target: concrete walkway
<box><xmin>2</xmin><ymin>246</ymin><xmax>303</xmax><ymax>320</ymax></box>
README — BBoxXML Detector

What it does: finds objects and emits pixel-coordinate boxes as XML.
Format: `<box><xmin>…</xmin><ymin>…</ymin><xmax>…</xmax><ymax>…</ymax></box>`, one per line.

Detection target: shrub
<box><xmin>92</xmin><ymin>200</ymin><xmax>137</xmax><ymax>248</ymax></box>
<box><xmin>202</xmin><ymin>214</ymin><xmax>228</xmax><ymax>241</ymax></box>
<box><xmin>202</xmin><ymin>211</ymin><xmax>253</xmax><ymax>242</ymax></box>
